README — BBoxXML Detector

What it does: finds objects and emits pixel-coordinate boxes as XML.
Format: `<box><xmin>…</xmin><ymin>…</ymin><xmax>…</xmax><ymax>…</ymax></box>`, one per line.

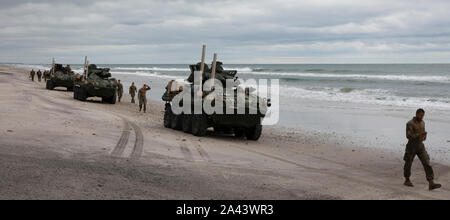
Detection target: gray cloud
<box><xmin>1</xmin><ymin>0</ymin><xmax>450</xmax><ymax>63</ymax></box>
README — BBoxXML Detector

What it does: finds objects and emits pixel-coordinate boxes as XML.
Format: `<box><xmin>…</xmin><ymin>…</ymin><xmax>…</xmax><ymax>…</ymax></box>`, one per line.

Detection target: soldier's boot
<box><xmin>404</xmin><ymin>178</ymin><xmax>414</xmax><ymax>187</ymax></box>
<box><xmin>428</xmin><ymin>180</ymin><xmax>441</xmax><ymax>191</ymax></box>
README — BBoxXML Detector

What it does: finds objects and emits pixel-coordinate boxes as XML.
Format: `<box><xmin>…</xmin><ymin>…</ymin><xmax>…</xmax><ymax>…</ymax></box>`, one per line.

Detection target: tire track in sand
<box><xmin>129</xmin><ymin>121</ymin><xmax>144</xmax><ymax>160</ymax></box>
<box><xmin>180</xmin><ymin>142</ymin><xmax>194</xmax><ymax>162</ymax></box>
<box><xmin>194</xmin><ymin>143</ymin><xmax>212</xmax><ymax>162</ymax></box>
<box><xmin>111</xmin><ymin>119</ymin><xmax>131</xmax><ymax>157</ymax></box>
<box><xmin>111</xmin><ymin>117</ymin><xmax>144</xmax><ymax>160</ymax></box>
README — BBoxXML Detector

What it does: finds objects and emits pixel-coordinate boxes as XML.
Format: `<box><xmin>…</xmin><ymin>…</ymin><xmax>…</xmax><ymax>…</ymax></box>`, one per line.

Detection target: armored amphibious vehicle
<box><xmin>162</xmin><ymin>46</ymin><xmax>270</xmax><ymax>140</ymax></box>
<box><xmin>46</xmin><ymin>60</ymin><xmax>75</xmax><ymax>91</ymax></box>
<box><xmin>74</xmin><ymin>58</ymin><xmax>117</xmax><ymax>104</ymax></box>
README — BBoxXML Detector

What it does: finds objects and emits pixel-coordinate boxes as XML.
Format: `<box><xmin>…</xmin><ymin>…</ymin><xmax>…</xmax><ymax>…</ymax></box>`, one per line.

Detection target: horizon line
<box><xmin>5</xmin><ymin>62</ymin><xmax>450</xmax><ymax>65</ymax></box>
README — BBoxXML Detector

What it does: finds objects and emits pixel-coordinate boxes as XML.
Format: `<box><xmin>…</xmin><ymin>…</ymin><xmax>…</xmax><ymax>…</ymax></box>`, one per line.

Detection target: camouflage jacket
<box><xmin>138</xmin><ymin>87</ymin><xmax>150</xmax><ymax>99</ymax></box>
<box><xmin>129</xmin><ymin>85</ymin><xmax>137</xmax><ymax>95</ymax></box>
<box><xmin>117</xmin><ymin>83</ymin><xmax>123</xmax><ymax>92</ymax></box>
<box><xmin>406</xmin><ymin>117</ymin><xmax>427</xmax><ymax>143</ymax></box>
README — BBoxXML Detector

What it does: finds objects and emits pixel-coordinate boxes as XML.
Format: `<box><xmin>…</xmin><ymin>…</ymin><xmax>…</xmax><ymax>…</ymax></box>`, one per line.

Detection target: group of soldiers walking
<box><xmin>30</xmin><ymin>69</ymin><xmax>51</xmax><ymax>82</ymax></box>
<box><xmin>116</xmin><ymin>80</ymin><xmax>151</xmax><ymax>113</ymax></box>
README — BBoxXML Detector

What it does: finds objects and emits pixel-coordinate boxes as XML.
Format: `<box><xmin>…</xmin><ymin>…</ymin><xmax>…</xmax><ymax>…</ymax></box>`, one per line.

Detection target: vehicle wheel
<box><xmin>73</xmin><ymin>87</ymin><xmax>79</xmax><ymax>100</ymax></box>
<box><xmin>78</xmin><ymin>87</ymin><xmax>87</xmax><ymax>101</ymax></box>
<box><xmin>214</xmin><ymin>127</ymin><xmax>223</xmax><ymax>134</ymax></box>
<box><xmin>192</xmin><ymin>114</ymin><xmax>208</xmax><ymax>137</ymax></box>
<box><xmin>245</xmin><ymin>124</ymin><xmax>262</xmax><ymax>141</ymax></box>
<box><xmin>67</xmin><ymin>87</ymin><xmax>74</xmax><ymax>92</ymax></box>
<box><xmin>171</xmin><ymin>113</ymin><xmax>183</xmax><ymax>130</ymax></box>
<box><xmin>182</xmin><ymin>113</ymin><xmax>192</xmax><ymax>133</ymax></box>
<box><xmin>110</xmin><ymin>93</ymin><xmax>117</xmax><ymax>104</ymax></box>
<box><xmin>164</xmin><ymin>104</ymin><xmax>172</xmax><ymax>128</ymax></box>
<box><xmin>234</xmin><ymin>128</ymin><xmax>245</xmax><ymax>138</ymax></box>
<box><xmin>46</xmin><ymin>80</ymin><xmax>54</xmax><ymax>90</ymax></box>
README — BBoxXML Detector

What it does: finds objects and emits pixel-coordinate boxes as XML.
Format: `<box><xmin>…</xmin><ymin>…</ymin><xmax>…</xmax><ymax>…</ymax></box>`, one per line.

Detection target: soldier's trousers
<box><xmin>38</xmin><ymin>76</ymin><xmax>41</xmax><ymax>82</ymax></box>
<box><xmin>131</xmin><ymin>94</ymin><xmax>135</xmax><ymax>103</ymax></box>
<box><xmin>404</xmin><ymin>142</ymin><xmax>434</xmax><ymax>181</ymax></box>
<box><xmin>31</xmin><ymin>76</ymin><xmax>34</xmax><ymax>81</ymax></box>
<box><xmin>118</xmin><ymin>91</ymin><xmax>123</xmax><ymax>102</ymax></box>
<box><xmin>139</xmin><ymin>98</ymin><xmax>147</xmax><ymax>112</ymax></box>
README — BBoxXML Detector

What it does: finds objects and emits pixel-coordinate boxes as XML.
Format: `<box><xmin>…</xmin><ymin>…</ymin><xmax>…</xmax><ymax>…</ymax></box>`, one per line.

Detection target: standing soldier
<box><xmin>117</xmin><ymin>80</ymin><xmax>123</xmax><ymax>102</ymax></box>
<box><xmin>30</xmin><ymin>69</ymin><xmax>35</xmax><ymax>81</ymax></box>
<box><xmin>37</xmin><ymin>70</ymin><xmax>42</xmax><ymax>82</ymax></box>
<box><xmin>65</xmin><ymin>65</ymin><xmax>72</xmax><ymax>73</ymax></box>
<box><xmin>138</xmin><ymin>84</ymin><xmax>151</xmax><ymax>113</ymax></box>
<box><xmin>43</xmin><ymin>70</ymin><xmax>49</xmax><ymax>82</ymax></box>
<box><xmin>403</xmin><ymin>109</ymin><xmax>441</xmax><ymax>191</ymax></box>
<box><xmin>129</xmin><ymin>82</ymin><xmax>137</xmax><ymax>103</ymax></box>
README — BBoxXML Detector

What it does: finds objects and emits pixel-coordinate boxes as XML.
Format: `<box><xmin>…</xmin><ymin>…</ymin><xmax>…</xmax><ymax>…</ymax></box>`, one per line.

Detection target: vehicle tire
<box><xmin>73</xmin><ymin>87</ymin><xmax>79</xmax><ymax>100</ymax></box>
<box><xmin>110</xmin><ymin>93</ymin><xmax>117</xmax><ymax>104</ymax></box>
<box><xmin>182</xmin><ymin>113</ymin><xmax>192</xmax><ymax>133</ymax></box>
<box><xmin>164</xmin><ymin>104</ymin><xmax>172</xmax><ymax>128</ymax></box>
<box><xmin>214</xmin><ymin>127</ymin><xmax>223</xmax><ymax>134</ymax></box>
<box><xmin>234</xmin><ymin>128</ymin><xmax>245</xmax><ymax>138</ymax></box>
<box><xmin>192</xmin><ymin>114</ymin><xmax>208</xmax><ymax>137</ymax></box>
<box><xmin>67</xmin><ymin>87</ymin><xmax>74</xmax><ymax>92</ymax></box>
<box><xmin>171</xmin><ymin>113</ymin><xmax>183</xmax><ymax>130</ymax></box>
<box><xmin>78</xmin><ymin>87</ymin><xmax>87</xmax><ymax>101</ymax></box>
<box><xmin>245</xmin><ymin>124</ymin><xmax>262</xmax><ymax>141</ymax></box>
<box><xmin>46</xmin><ymin>80</ymin><xmax>54</xmax><ymax>90</ymax></box>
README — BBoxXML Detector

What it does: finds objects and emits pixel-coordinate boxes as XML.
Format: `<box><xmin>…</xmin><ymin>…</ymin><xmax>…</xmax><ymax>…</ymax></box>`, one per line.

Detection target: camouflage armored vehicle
<box><xmin>46</xmin><ymin>63</ymin><xmax>75</xmax><ymax>91</ymax></box>
<box><xmin>73</xmin><ymin>63</ymin><xmax>117</xmax><ymax>104</ymax></box>
<box><xmin>162</xmin><ymin>59</ymin><xmax>270</xmax><ymax>141</ymax></box>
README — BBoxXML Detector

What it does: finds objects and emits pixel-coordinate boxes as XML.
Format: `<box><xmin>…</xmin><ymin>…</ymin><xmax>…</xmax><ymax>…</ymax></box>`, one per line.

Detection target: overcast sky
<box><xmin>1</xmin><ymin>0</ymin><xmax>450</xmax><ymax>64</ymax></box>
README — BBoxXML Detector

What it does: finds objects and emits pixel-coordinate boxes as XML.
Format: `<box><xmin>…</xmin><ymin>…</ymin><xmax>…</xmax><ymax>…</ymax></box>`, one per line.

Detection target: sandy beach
<box><xmin>0</xmin><ymin>65</ymin><xmax>449</xmax><ymax>200</ymax></box>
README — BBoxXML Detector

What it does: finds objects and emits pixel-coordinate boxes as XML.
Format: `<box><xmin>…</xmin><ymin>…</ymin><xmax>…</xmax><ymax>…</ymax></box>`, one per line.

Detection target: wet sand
<box><xmin>0</xmin><ymin>65</ymin><xmax>449</xmax><ymax>200</ymax></box>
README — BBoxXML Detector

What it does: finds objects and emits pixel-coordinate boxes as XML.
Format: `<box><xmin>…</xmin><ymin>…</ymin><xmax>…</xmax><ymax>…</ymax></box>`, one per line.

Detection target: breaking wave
<box><xmin>282</xmin><ymin>86</ymin><xmax>450</xmax><ymax>110</ymax></box>
<box><xmin>243</xmin><ymin>71</ymin><xmax>450</xmax><ymax>83</ymax></box>
<box><xmin>112</xmin><ymin>67</ymin><xmax>189</xmax><ymax>71</ymax></box>
<box><xmin>111</xmin><ymin>71</ymin><xmax>181</xmax><ymax>79</ymax></box>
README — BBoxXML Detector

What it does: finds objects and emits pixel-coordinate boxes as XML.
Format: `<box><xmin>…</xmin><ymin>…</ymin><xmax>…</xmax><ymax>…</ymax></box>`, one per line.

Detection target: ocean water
<box><xmin>16</xmin><ymin>63</ymin><xmax>450</xmax><ymax>164</ymax></box>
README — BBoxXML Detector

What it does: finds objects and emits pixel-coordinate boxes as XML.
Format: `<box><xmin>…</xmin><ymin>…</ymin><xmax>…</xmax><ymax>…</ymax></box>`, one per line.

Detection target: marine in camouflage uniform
<box><xmin>43</xmin><ymin>70</ymin><xmax>49</xmax><ymax>82</ymax></box>
<box><xmin>30</xmin><ymin>69</ymin><xmax>35</xmax><ymax>81</ymax></box>
<box><xmin>403</xmin><ymin>109</ymin><xmax>441</xmax><ymax>190</ymax></box>
<box><xmin>37</xmin><ymin>70</ymin><xmax>42</xmax><ymax>82</ymax></box>
<box><xmin>117</xmin><ymin>80</ymin><xmax>123</xmax><ymax>102</ymax></box>
<box><xmin>65</xmin><ymin>65</ymin><xmax>72</xmax><ymax>74</ymax></box>
<box><xmin>129</xmin><ymin>82</ymin><xmax>137</xmax><ymax>104</ymax></box>
<box><xmin>138</xmin><ymin>84</ymin><xmax>151</xmax><ymax>113</ymax></box>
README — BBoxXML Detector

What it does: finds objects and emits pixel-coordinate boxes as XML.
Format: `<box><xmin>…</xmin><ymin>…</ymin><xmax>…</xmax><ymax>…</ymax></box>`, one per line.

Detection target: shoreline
<box><xmin>1</xmin><ymin>64</ymin><xmax>449</xmax><ymax>199</ymax></box>
<box><xmin>12</xmin><ymin>63</ymin><xmax>450</xmax><ymax>166</ymax></box>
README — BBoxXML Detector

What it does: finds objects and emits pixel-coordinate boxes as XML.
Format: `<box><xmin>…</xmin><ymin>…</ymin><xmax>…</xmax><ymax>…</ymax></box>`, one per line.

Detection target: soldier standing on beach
<box><xmin>129</xmin><ymin>82</ymin><xmax>137</xmax><ymax>104</ymax></box>
<box><xmin>138</xmin><ymin>84</ymin><xmax>151</xmax><ymax>113</ymax></box>
<box><xmin>117</xmin><ymin>80</ymin><xmax>123</xmax><ymax>102</ymax></box>
<box><xmin>403</xmin><ymin>109</ymin><xmax>441</xmax><ymax>191</ymax></box>
<box><xmin>65</xmin><ymin>65</ymin><xmax>72</xmax><ymax>74</ymax></box>
<box><xmin>43</xmin><ymin>70</ymin><xmax>49</xmax><ymax>82</ymax></box>
<box><xmin>37</xmin><ymin>70</ymin><xmax>42</xmax><ymax>82</ymax></box>
<box><xmin>30</xmin><ymin>69</ymin><xmax>35</xmax><ymax>81</ymax></box>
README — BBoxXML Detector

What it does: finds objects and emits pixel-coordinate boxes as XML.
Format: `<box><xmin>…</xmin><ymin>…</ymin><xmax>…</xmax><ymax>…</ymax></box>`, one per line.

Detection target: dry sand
<box><xmin>0</xmin><ymin>65</ymin><xmax>449</xmax><ymax>200</ymax></box>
